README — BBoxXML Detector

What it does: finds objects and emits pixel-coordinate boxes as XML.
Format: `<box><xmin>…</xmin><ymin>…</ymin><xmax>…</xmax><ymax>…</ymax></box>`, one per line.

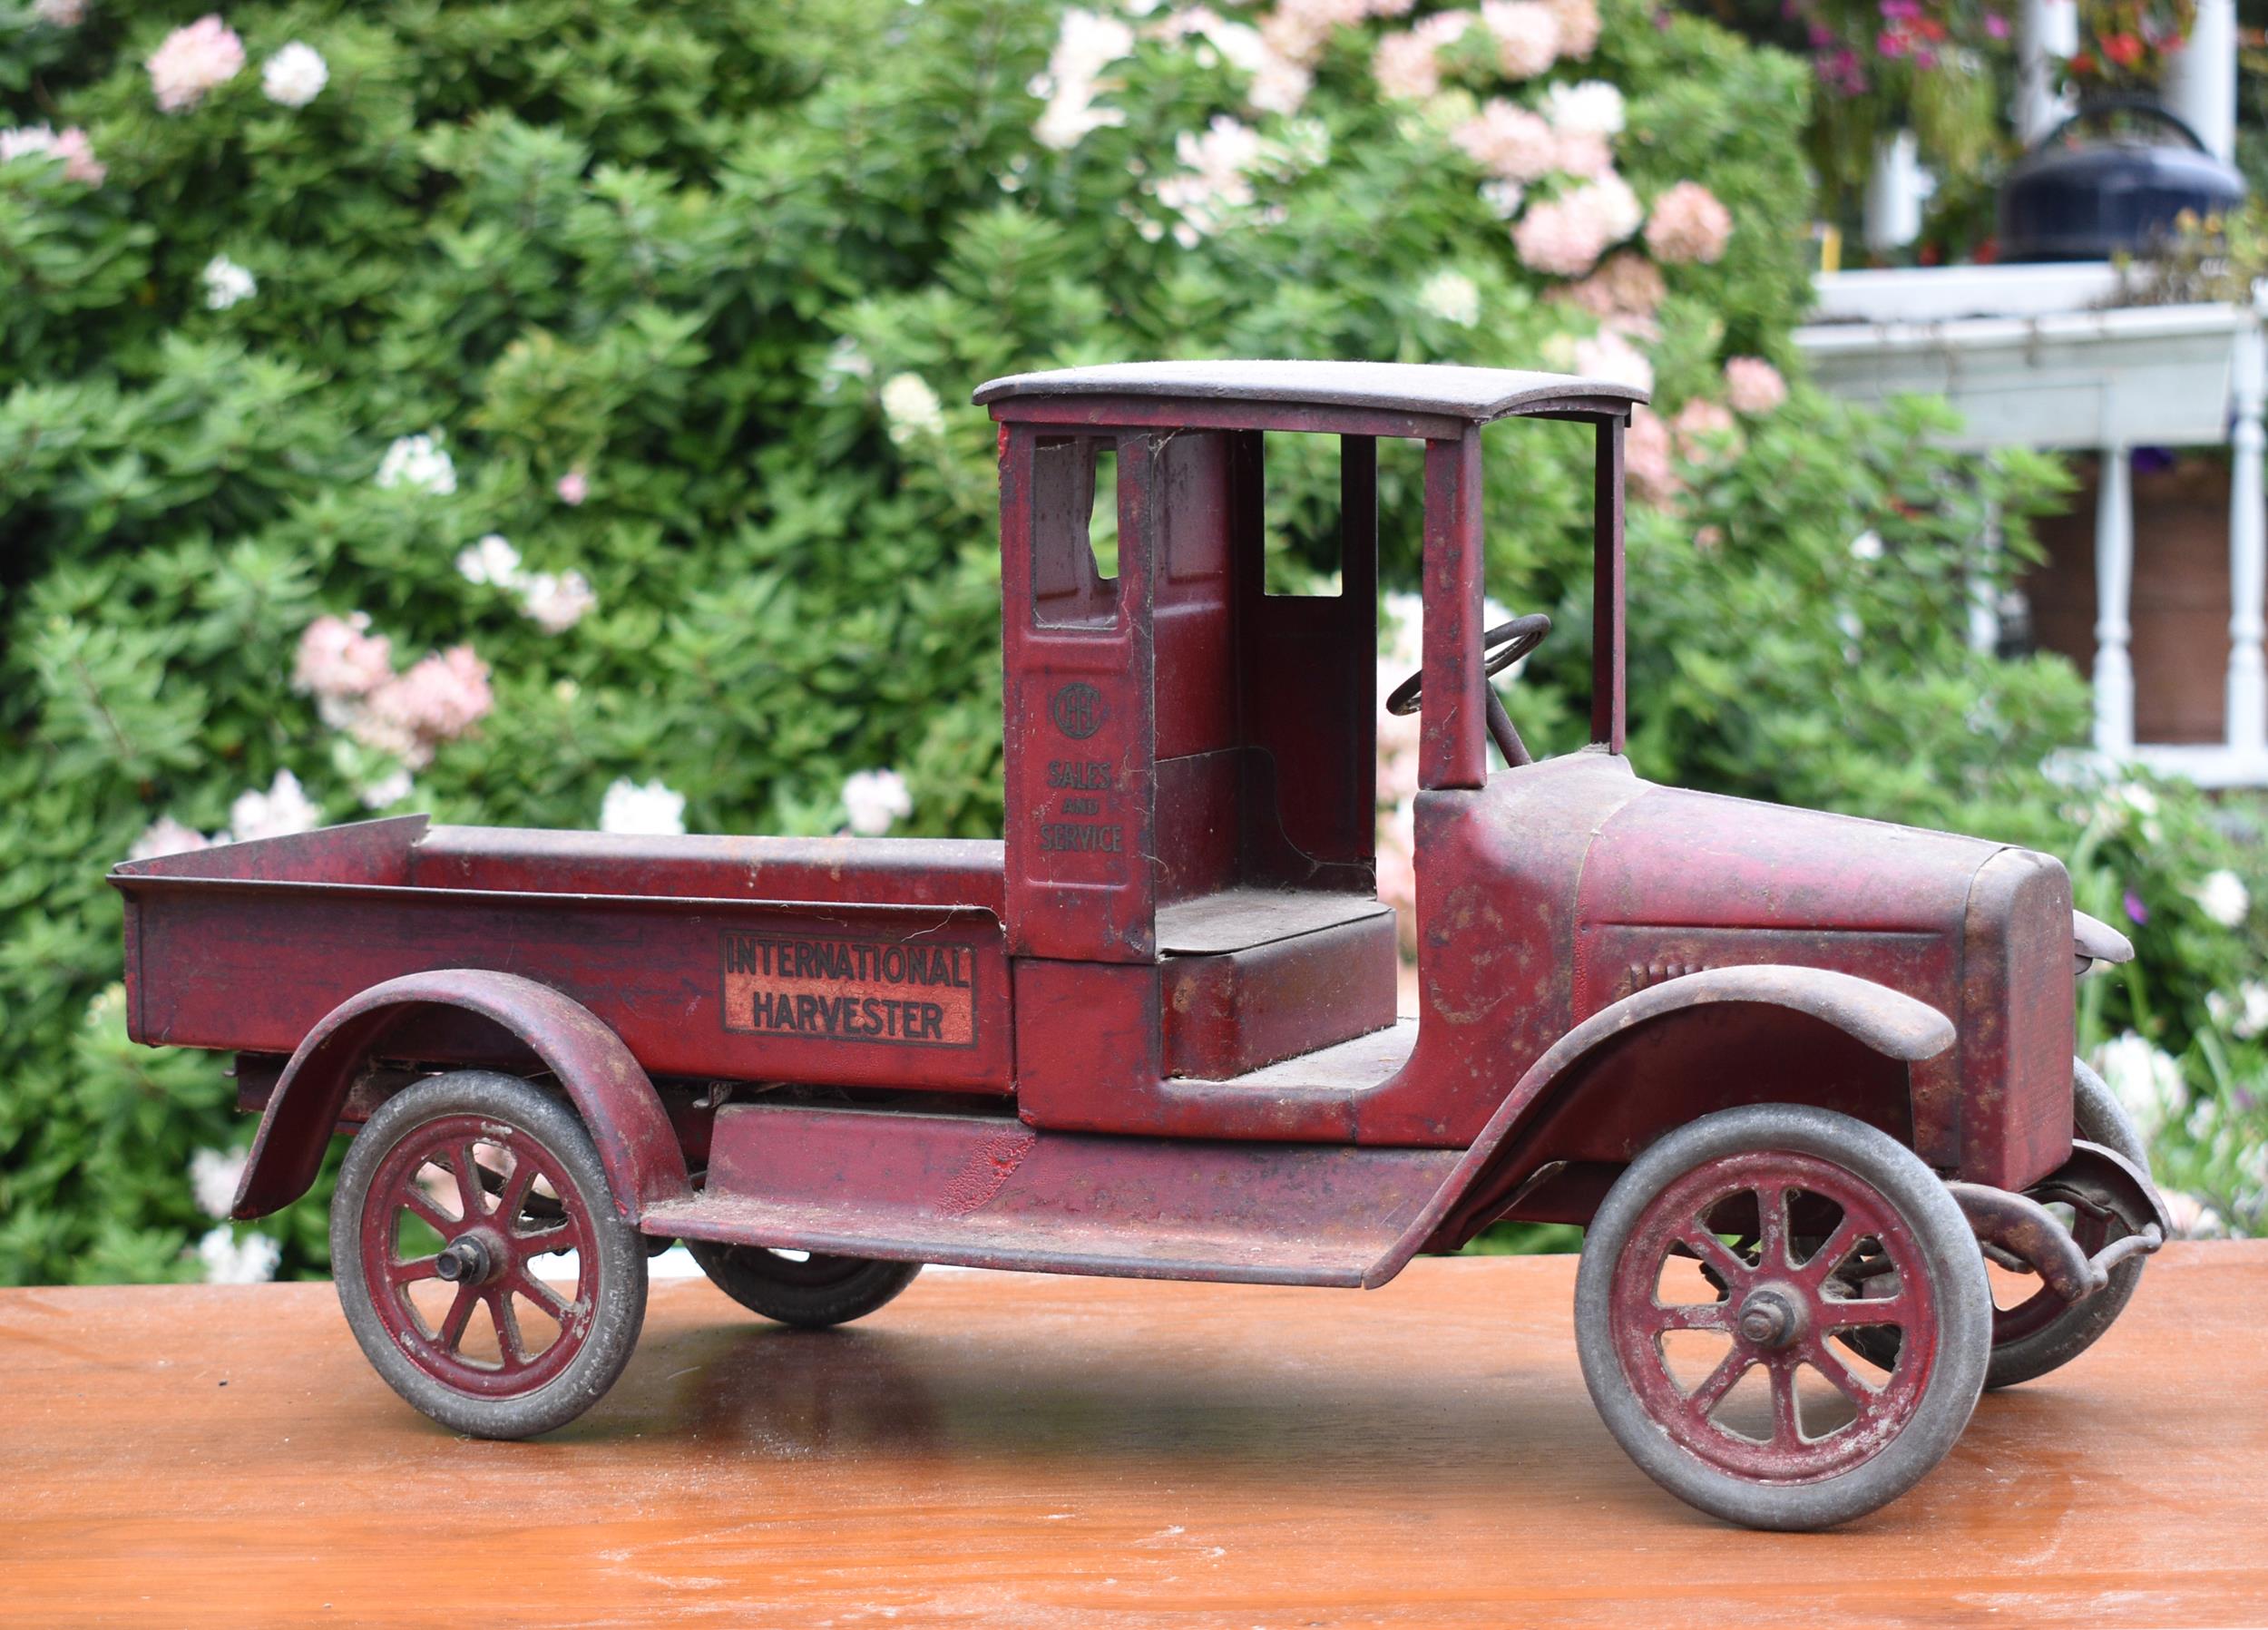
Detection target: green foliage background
<box><xmin>3</xmin><ymin>0</ymin><xmax>2262</xmax><ymax>1284</ymax></box>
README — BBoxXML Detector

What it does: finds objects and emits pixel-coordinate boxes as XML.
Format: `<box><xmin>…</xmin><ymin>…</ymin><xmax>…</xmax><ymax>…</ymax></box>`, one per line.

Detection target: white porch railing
<box><xmin>1794</xmin><ymin>268</ymin><xmax>2268</xmax><ymax>787</ymax></box>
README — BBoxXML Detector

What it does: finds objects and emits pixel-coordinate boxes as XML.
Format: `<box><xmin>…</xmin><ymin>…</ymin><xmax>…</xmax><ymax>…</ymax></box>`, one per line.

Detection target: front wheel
<box><xmin>331</xmin><ymin>1070</ymin><xmax>649</xmax><ymax>1439</ymax></box>
<box><xmin>1575</xmin><ymin>1105</ymin><xmax>1991</xmax><ymax>1530</ymax></box>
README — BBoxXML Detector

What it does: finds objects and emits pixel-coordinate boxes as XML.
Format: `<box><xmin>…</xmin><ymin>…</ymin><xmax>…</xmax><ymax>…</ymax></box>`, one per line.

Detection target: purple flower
<box><xmin>2125</xmin><ymin>888</ymin><xmax>2149</xmax><ymax>925</ymax></box>
<box><xmin>1984</xmin><ymin>11</ymin><xmax>2010</xmax><ymax>38</ymax></box>
<box><xmin>1879</xmin><ymin>0</ymin><xmax>1921</xmax><ymax>19</ymax></box>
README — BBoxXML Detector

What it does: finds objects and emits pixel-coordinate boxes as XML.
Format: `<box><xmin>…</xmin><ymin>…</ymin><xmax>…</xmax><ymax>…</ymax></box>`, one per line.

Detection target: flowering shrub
<box><xmin>1</xmin><ymin>0</ymin><xmax>2258</xmax><ymax>1284</ymax></box>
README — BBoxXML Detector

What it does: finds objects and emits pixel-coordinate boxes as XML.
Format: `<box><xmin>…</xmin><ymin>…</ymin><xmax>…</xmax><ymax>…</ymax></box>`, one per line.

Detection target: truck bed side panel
<box><xmin>122</xmin><ymin>881</ymin><xmax>1012</xmax><ymax>1093</ymax></box>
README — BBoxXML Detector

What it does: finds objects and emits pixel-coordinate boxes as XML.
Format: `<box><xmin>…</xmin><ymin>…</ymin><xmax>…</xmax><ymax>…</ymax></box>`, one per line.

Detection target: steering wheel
<box><xmin>1385</xmin><ymin>612</ymin><xmax>1550</xmax><ymax>767</ymax></box>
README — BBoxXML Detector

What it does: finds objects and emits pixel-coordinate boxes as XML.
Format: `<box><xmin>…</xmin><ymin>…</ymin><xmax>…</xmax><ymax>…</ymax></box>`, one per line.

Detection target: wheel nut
<box><xmin>435</xmin><ymin>1237</ymin><xmax>493</xmax><ymax>1284</ymax></box>
<box><xmin>1736</xmin><ymin>1286</ymin><xmax>1803</xmax><ymax>1349</ymax></box>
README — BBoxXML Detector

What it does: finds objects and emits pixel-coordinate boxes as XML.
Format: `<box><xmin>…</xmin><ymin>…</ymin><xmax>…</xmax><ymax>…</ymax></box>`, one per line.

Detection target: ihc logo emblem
<box><xmin>1049</xmin><ymin>681</ymin><xmax>1105</xmax><ymax>740</ymax></box>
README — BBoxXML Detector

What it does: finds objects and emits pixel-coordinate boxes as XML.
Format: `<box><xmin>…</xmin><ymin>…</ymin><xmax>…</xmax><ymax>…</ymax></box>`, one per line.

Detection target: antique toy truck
<box><xmin>113</xmin><ymin>361</ymin><xmax>2169</xmax><ymax>1529</ymax></box>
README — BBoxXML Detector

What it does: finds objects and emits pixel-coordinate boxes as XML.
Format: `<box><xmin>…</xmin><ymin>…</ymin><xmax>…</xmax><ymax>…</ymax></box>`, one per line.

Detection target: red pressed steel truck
<box><xmin>113</xmin><ymin>361</ymin><xmax>2169</xmax><ymax>1529</ymax></box>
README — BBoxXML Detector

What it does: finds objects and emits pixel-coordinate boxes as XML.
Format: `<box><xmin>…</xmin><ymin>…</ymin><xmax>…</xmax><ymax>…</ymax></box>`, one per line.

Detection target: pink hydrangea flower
<box><xmin>1572</xmin><ymin>328</ymin><xmax>1654</xmax><ymax>395</ymax></box>
<box><xmin>34</xmin><ymin>0</ymin><xmax>89</xmax><ymax>25</ymax></box>
<box><xmin>1625</xmin><ymin>409</ymin><xmax>1681</xmax><ymax>505</ymax></box>
<box><xmin>1481</xmin><ymin>0</ymin><xmax>1560</xmax><ymax>78</ymax></box>
<box><xmin>1545</xmin><ymin>0</ymin><xmax>1602</xmax><ymax>57</ymax></box>
<box><xmin>147</xmin><ymin>15</ymin><xmax>247</xmax><ymax>113</ymax></box>
<box><xmin>1724</xmin><ymin>356</ymin><xmax>1789</xmax><ymax>414</ymax></box>
<box><xmin>1561</xmin><ymin>251</ymin><xmax>1667</xmax><ymax>322</ymax></box>
<box><xmin>1673</xmin><ymin>396</ymin><xmax>1739</xmax><ymax>460</ymax></box>
<box><xmin>291</xmin><ymin>613</ymin><xmax>394</xmax><ymax>702</ymax></box>
<box><xmin>555</xmin><ymin>467</ymin><xmax>589</xmax><ymax>505</ymax></box>
<box><xmin>357</xmin><ymin>646</ymin><xmax>493</xmax><ymax>766</ymax></box>
<box><xmin>1513</xmin><ymin>196</ymin><xmax>1610</xmax><ymax>278</ymax></box>
<box><xmin>1549</xmin><ymin>129</ymin><xmax>1614</xmax><ymax>179</ymax></box>
<box><xmin>1373</xmin><ymin>30</ymin><xmax>1444</xmax><ymax>100</ymax></box>
<box><xmin>0</xmin><ymin>124</ymin><xmax>106</xmax><ymax>185</ymax></box>
<box><xmin>1452</xmin><ymin>100</ymin><xmax>1558</xmax><ymax>181</ymax></box>
<box><xmin>1646</xmin><ymin>181</ymin><xmax>1733</xmax><ymax>264</ymax></box>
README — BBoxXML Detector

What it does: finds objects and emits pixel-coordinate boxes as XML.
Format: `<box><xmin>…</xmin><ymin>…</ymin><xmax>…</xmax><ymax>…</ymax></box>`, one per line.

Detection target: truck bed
<box><xmin>112</xmin><ymin>815</ymin><xmax>1013</xmax><ymax>1093</ymax></box>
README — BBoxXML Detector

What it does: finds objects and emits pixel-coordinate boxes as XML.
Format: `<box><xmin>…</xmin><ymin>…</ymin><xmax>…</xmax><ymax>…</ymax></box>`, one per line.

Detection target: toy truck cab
<box><xmin>113</xmin><ymin>359</ymin><xmax>2169</xmax><ymax>1531</ymax></box>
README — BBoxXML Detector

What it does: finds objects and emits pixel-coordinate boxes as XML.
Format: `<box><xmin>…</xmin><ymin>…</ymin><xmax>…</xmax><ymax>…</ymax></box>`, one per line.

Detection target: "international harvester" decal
<box><xmin>720</xmin><ymin>932</ymin><xmax>977</xmax><ymax>1049</ymax></box>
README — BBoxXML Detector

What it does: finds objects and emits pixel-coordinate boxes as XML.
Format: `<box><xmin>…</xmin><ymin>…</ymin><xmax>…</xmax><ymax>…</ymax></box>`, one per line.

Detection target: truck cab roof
<box><xmin>973</xmin><ymin>359</ymin><xmax>1647</xmax><ymax>431</ymax></box>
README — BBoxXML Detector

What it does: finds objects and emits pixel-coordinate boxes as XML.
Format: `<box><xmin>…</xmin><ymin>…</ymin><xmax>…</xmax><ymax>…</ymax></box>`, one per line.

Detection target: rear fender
<box><xmin>1367</xmin><ymin>966</ymin><xmax>1955</xmax><ymax>1284</ymax></box>
<box><xmin>230</xmin><ymin>969</ymin><xmax>690</xmax><ymax>1222</ymax></box>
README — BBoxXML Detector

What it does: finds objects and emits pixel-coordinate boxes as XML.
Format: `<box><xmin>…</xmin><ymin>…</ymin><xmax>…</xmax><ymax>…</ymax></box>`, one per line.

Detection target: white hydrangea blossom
<box><xmin>455</xmin><ymin>532</ymin><xmax>522</xmax><ymax>587</ymax></box>
<box><xmin>229</xmin><ymin>769</ymin><xmax>321</xmax><ymax>843</ymax></box>
<box><xmin>1031</xmin><ymin>9</ymin><xmax>1136</xmax><ymax>150</ymax></box>
<box><xmin>2192</xmin><ymin>868</ymin><xmax>2250</xmax><ymax>929</ymax></box>
<box><xmin>2205</xmin><ymin>981</ymin><xmax>2268</xmax><ymax>1041</ymax></box>
<box><xmin>600</xmin><ymin>777</ymin><xmax>686</xmax><ymax>836</ymax></box>
<box><xmin>128</xmin><ymin>815</ymin><xmax>212</xmax><ymax>862</ymax></box>
<box><xmin>198</xmin><ymin>1225</ymin><xmax>282</xmax><ymax>1284</ymax></box>
<box><xmin>519</xmin><ymin>570</ymin><xmax>598</xmax><ymax>634</ymax></box>
<box><xmin>375</xmin><ymin>432</ymin><xmax>457</xmax><ymax>495</ymax></box>
<box><xmin>817</xmin><ymin>336</ymin><xmax>874</xmax><ymax>397</ymax></box>
<box><xmin>201</xmin><ymin>254</ymin><xmax>256</xmax><ymax>310</ymax></box>
<box><xmin>190</xmin><ymin>1147</ymin><xmax>248</xmax><ymax>1219</ymax></box>
<box><xmin>880</xmin><ymin>373</ymin><xmax>944</xmax><ymax>444</ymax></box>
<box><xmin>1415</xmin><ymin>268</ymin><xmax>1480</xmax><ymax>327</ymax></box>
<box><xmin>357</xmin><ymin>766</ymin><xmax>414</xmax><ymax>810</ymax></box>
<box><xmin>2090</xmin><ymin>1031</ymin><xmax>2185</xmax><ymax>1142</ymax></box>
<box><xmin>1542</xmin><ymin>79</ymin><xmax>1625</xmax><ymax>137</ymax></box>
<box><xmin>261</xmin><ymin>41</ymin><xmax>328</xmax><ymax>107</ymax></box>
<box><xmin>842</xmin><ymin>768</ymin><xmax>913</xmax><ymax>836</ymax></box>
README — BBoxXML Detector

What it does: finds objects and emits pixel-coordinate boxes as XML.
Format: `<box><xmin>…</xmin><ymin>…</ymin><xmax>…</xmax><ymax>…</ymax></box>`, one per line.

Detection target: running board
<box><xmin>640</xmin><ymin>1103</ymin><xmax>1462</xmax><ymax>1288</ymax></box>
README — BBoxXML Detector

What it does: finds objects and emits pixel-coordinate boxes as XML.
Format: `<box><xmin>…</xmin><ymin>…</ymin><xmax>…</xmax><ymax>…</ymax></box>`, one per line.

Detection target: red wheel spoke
<box><xmin>516</xmin><ymin>1268</ymin><xmax>573</xmax><ymax>1321</ymax></box>
<box><xmin>1820</xmin><ymin>1294</ymin><xmax>1911</xmax><ymax>1330</ymax></box>
<box><xmin>1685</xmin><ymin>1348</ymin><xmax>1752</xmax><ymax>1418</ymax></box>
<box><xmin>1680</xmin><ymin>1226</ymin><xmax>1748</xmax><ymax>1286</ymax></box>
<box><xmin>1755</xmin><ymin>1184</ymin><xmax>1790</xmax><ymax>1272</ymax></box>
<box><xmin>1643</xmin><ymin>1300</ymin><xmax>1732</xmax><ymax>1334</ymax></box>
<box><xmin>436</xmin><ymin>1282</ymin><xmax>479</xmax><ymax>1353</ymax></box>
<box><xmin>489</xmin><ymin>1290</ymin><xmax>527</xmax><ymax>1368</ymax></box>
<box><xmin>454</xmin><ymin>1144</ymin><xmax>487</xmax><ymax>1219</ymax></box>
<box><xmin>1769</xmin><ymin>1360</ymin><xmax>1802</xmax><ymax>1448</ymax></box>
<box><xmin>387</xmin><ymin>1254</ymin><xmax>442</xmax><ymax>1286</ymax></box>
<box><xmin>493</xmin><ymin>1156</ymin><xmax>540</xmax><ymax>1226</ymax></box>
<box><xmin>1797</xmin><ymin>1215</ymin><xmax>1862</xmax><ymax>1286</ymax></box>
<box><xmin>1808</xmin><ymin>1338</ymin><xmax>1885</xmax><ymax>1409</ymax></box>
<box><xmin>401</xmin><ymin>1186</ymin><xmax>457</xmax><ymax>1239</ymax></box>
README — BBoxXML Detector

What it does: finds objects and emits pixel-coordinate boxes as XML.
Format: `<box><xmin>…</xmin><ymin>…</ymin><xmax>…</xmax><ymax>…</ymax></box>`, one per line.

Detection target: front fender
<box><xmin>230</xmin><ymin>969</ymin><xmax>691</xmax><ymax>1222</ymax></box>
<box><xmin>1364</xmin><ymin>966</ymin><xmax>1954</xmax><ymax>1285</ymax></box>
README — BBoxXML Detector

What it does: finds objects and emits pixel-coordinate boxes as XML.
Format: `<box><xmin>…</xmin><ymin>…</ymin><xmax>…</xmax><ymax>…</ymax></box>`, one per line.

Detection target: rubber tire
<box><xmin>332</xmin><ymin>1071</ymin><xmax>649</xmax><ymax>1439</ymax></box>
<box><xmin>1575</xmin><ymin>1104</ymin><xmax>1993</xmax><ymax>1531</ymax></box>
<box><xmin>1980</xmin><ymin>1058</ymin><xmax>2151</xmax><ymax>1391</ymax></box>
<box><xmin>685</xmin><ymin>1240</ymin><xmax>921</xmax><ymax>1329</ymax></box>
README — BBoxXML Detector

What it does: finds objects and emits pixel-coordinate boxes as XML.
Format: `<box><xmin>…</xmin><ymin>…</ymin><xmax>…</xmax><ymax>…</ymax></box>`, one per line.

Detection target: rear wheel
<box><xmin>686</xmin><ymin>1240</ymin><xmax>921</xmax><ymax>1329</ymax></box>
<box><xmin>332</xmin><ymin>1070</ymin><xmax>648</xmax><ymax>1439</ymax></box>
<box><xmin>1576</xmin><ymin>1105</ymin><xmax>1991</xmax><ymax>1530</ymax></box>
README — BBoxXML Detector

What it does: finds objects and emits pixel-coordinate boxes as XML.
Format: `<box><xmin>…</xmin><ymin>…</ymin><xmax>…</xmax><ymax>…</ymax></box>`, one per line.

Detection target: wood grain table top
<box><xmin>4</xmin><ymin>1242</ymin><xmax>2263</xmax><ymax>1627</ymax></box>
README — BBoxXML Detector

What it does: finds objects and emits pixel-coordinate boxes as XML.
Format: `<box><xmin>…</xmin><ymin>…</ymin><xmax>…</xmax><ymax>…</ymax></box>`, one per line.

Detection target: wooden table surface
<box><xmin>4</xmin><ymin>1241</ymin><xmax>2264</xmax><ymax>1628</ymax></box>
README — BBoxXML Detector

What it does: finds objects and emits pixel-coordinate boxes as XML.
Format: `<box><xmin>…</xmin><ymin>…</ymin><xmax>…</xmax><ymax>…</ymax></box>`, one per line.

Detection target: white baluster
<box><xmin>2094</xmin><ymin>445</ymin><xmax>2135</xmax><ymax>757</ymax></box>
<box><xmin>2229</xmin><ymin>314</ymin><xmax>2268</xmax><ymax>756</ymax></box>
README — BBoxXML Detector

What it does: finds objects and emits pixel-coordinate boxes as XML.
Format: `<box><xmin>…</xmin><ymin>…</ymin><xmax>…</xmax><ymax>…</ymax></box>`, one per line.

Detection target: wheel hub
<box><xmin>1735</xmin><ymin>1284</ymin><xmax>1806</xmax><ymax>1350</ymax></box>
<box><xmin>434</xmin><ymin>1233</ymin><xmax>501</xmax><ymax>1285</ymax></box>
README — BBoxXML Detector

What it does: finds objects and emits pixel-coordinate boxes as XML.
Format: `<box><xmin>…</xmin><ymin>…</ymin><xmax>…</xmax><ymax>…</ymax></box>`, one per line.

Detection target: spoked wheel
<box><xmin>686</xmin><ymin>1240</ymin><xmax>921</xmax><ymax>1329</ymax></box>
<box><xmin>1839</xmin><ymin>1059</ymin><xmax>2154</xmax><ymax>1391</ymax></box>
<box><xmin>332</xmin><ymin>1070</ymin><xmax>648</xmax><ymax>1439</ymax></box>
<box><xmin>1576</xmin><ymin>1105</ymin><xmax>1991</xmax><ymax>1530</ymax></box>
